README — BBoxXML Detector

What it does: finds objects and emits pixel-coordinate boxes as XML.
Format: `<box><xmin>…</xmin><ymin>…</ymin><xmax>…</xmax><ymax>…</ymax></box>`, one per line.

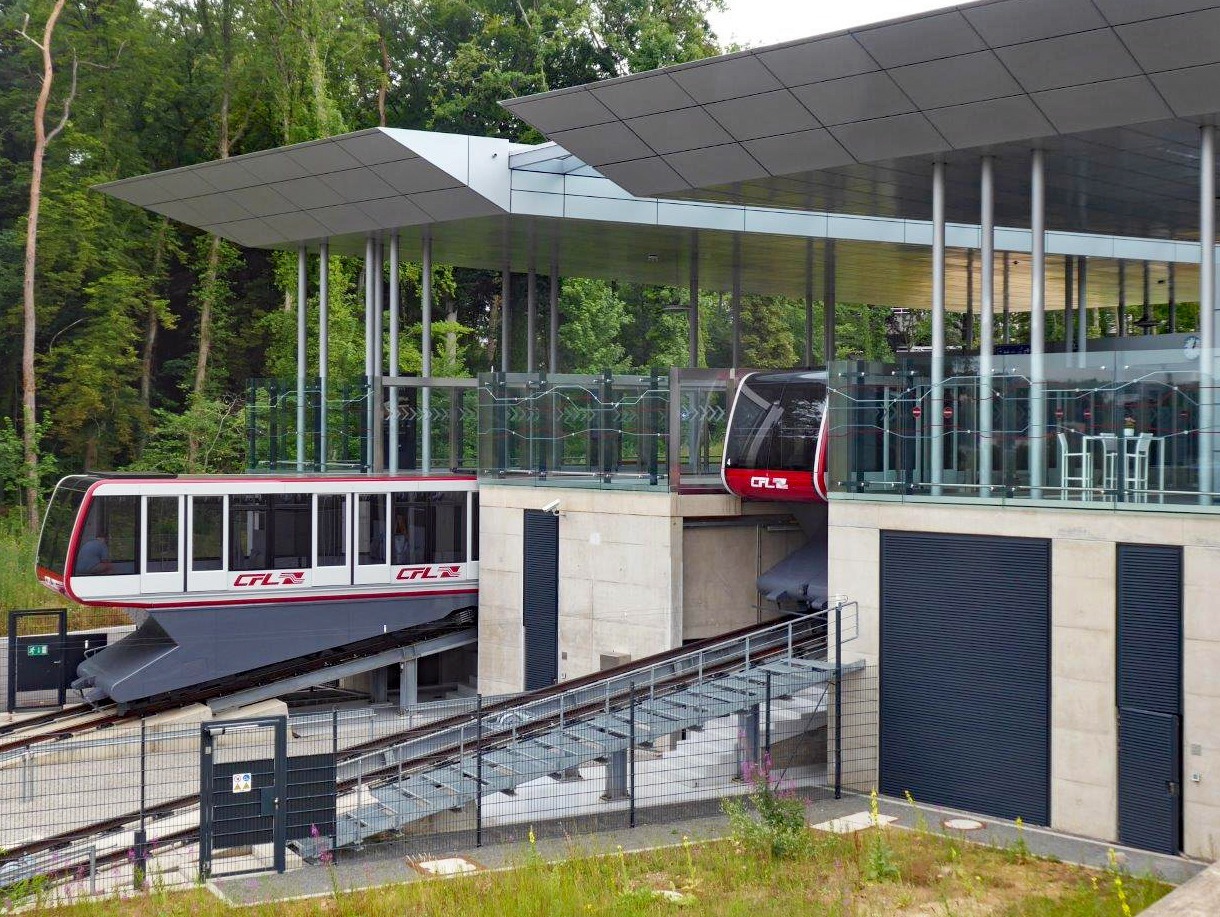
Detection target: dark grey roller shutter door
<box><xmin>881</xmin><ymin>531</ymin><xmax>1050</xmax><ymax>826</ymax></box>
<box><xmin>1117</xmin><ymin>544</ymin><xmax>1182</xmax><ymax>854</ymax></box>
<box><xmin>523</xmin><ymin>510</ymin><xmax>559</xmax><ymax>691</ymax></box>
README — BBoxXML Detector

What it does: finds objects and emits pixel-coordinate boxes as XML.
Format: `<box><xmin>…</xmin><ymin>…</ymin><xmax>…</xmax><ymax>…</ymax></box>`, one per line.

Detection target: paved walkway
<box><xmin>211</xmin><ymin>792</ymin><xmax>1208</xmax><ymax>906</ymax></box>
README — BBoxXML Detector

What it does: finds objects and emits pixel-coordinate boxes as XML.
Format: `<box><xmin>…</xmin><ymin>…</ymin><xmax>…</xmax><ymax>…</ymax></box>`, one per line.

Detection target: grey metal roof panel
<box><xmin>502</xmin><ymin>0</ymin><xmax>1220</xmax><ymax>240</ymax></box>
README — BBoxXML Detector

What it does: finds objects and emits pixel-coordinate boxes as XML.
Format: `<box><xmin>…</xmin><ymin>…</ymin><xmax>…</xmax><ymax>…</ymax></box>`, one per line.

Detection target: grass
<box><xmin>23</xmin><ymin>827</ymin><xmax>1172</xmax><ymax>916</ymax></box>
<box><xmin>0</xmin><ymin>522</ymin><xmax>127</xmax><ymax>633</ymax></box>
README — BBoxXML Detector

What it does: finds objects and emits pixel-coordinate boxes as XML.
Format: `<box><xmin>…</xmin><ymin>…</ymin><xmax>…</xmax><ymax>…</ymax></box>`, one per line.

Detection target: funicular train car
<box><xmin>722</xmin><ymin>370</ymin><xmax>829</xmax><ymax>503</ymax></box>
<box><xmin>36</xmin><ymin>473</ymin><xmax>479</xmax><ymax>703</ymax></box>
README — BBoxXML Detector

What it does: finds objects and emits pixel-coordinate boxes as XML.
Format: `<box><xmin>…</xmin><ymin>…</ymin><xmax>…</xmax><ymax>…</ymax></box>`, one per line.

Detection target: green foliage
<box><xmin>558</xmin><ymin>277</ymin><xmax>632</xmax><ymax>372</ymax></box>
<box><xmin>126</xmin><ymin>395</ymin><xmax>246</xmax><ymax>474</ymax></box>
<box><xmin>0</xmin><ymin>416</ymin><xmax>57</xmax><ymax>513</ymax></box>
<box><xmin>721</xmin><ymin>754</ymin><xmax>811</xmax><ymax>859</ymax></box>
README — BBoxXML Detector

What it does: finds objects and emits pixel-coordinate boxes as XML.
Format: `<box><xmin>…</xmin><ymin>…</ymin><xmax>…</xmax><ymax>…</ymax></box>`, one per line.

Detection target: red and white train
<box><xmin>35</xmin><ymin>473</ymin><xmax>479</xmax><ymax>703</ymax></box>
<box><xmin>722</xmin><ymin>370</ymin><xmax>829</xmax><ymax>503</ymax></box>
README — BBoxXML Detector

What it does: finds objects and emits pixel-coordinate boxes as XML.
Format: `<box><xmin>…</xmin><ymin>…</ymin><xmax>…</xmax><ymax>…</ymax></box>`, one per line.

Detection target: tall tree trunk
<box><xmin>377</xmin><ymin>29</ymin><xmax>389</xmax><ymax>127</ymax></box>
<box><xmin>189</xmin><ymin>0</ymin><xmax>233</xmax><ymax>466</ymax></box>
<box><xmin>20</xmin><ymin>0</ymin><xmax>69</xmax><ymax>529</ymax></box>
<box><xmin>139</xmin><ymin>217</ymin><xmax>171</xmax><ymax>417</ymax></box>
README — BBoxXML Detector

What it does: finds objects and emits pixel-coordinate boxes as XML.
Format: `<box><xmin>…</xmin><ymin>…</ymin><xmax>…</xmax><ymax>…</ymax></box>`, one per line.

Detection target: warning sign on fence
<box><xmin>232</xmin><ymin>772</ymin><xmax>252</xmax><ymax>794</ymax></box>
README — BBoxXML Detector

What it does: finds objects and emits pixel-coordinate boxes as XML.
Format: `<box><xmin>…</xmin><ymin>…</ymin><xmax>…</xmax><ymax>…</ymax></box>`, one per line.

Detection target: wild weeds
<box><xmin>721</xmin><ymin>752</ymin><xmax>810</xmax><ymax>859</ymax></box>
<box><xmin>1108</xmin><ymin>848</ymin><xmax>1134</xmax><ymax>917</ymax></box>
<box><xmin>861</xmin><ymin>788</ymin><xmax>900</xmax><ymax>882</ymax></box>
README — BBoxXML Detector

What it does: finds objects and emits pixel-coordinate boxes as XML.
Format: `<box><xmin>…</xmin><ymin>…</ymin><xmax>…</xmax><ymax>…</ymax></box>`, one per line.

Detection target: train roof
<box><xmin>57</xmin><ymin>472</ymin><xmax>478</xmax><ymax>487</ymax></box>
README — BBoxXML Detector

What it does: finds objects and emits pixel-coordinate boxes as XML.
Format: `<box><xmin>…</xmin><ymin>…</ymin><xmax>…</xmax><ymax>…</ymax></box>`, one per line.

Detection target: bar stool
<box><xmin>1098</xmin><ymin>433</ymin><xmax>1119</xmax><ymax>494</ymax></box>
<box><xmin>1126</xmin><ymin>433</ymin><xmax>1153</xmax><ymax>502</ymax></box>
<box><xmin>1056</xmin><ymin>431</ymin><xmax>1091</xmax><ymax>499</ymax></box>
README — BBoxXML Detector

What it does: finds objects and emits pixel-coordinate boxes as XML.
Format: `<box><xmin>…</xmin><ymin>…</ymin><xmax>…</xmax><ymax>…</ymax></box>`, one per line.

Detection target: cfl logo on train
<box><xmin>750</xmin><ymin>475</ymin><xmax>789</xmax><ymax>491</ymax></box>
<box><xmin>396</xmin><ymin>564</ymin><xmax>463</xmax><ymax>581</ymax></box>
<box><xmin>232</xmin><ymin>571</ymin><xmax>306</xmax><ymax>587</ymax></box>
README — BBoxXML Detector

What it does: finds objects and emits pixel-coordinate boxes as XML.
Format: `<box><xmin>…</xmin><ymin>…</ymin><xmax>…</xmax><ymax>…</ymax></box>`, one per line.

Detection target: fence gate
<box><xmin>6</xmin><ymin>609</ymin><xmax>68</xmax><ymax>713</ymax></box>
<box><xmin>199</xmin><ymin>716</ymin><xmax>288</xmax><ymax>880</ymax></box>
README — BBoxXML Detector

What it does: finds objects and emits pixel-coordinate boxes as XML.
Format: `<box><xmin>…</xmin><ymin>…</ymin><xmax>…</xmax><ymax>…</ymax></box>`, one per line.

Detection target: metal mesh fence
<box><xmin>0</xmin><ymin>614</ymin><xmax>878</xmax><ymax>901</ymax></box>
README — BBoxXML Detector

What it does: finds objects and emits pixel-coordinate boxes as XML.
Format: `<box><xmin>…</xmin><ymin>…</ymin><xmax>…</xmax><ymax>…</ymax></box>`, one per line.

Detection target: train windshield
<box><xmin>725</xmin><ymin>373</ymin><xmax>826</xmax><ymax>472</ymax></box>
<box><xmin>37</xmin><ymin>476</ymin><xmax>92</xmax><ymax>575</ymax></box>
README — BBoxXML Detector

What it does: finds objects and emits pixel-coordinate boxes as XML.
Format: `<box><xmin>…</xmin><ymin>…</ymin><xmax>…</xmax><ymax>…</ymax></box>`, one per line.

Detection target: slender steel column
<box><xmin>979</xmin><ymin>156</ymin><xmax>995</xmax><ymax>489</ymax></box>
<box><xmin>1168</xmin><ymin>261</ymin><xmax>1177</xmax><ymax>334</ymax></box>
<box><xmin>296</xmin><ymin>244</ymin><xmax>307</xmax><ymax>472</ymax></box>
<box><xmin>731</xmin><ymin>235</ymin><xmax>742</xmax><ymax>367</ymax></box>
<box><xmin>501</xmin><ymin>265</ymin><xmax>511</xmax><ymax>373</ymax></box>
<box><xmin>1064</xmin><ymin>255</ymin><xmax>1074</xmax><ymax>354</ymax></box>
<box><xmin>964</xmin><ymin>249</ymin><xmax>975</xmax><ymax>351</ymax></box>
<box><xmin>364</xmin><ymin>236</ymin><xmax>375</xmax><ymax>469</ymax></box>
<box><xmin>421</xmin><ymin>229</ymin><xmax>433</xmax><ymax>472</ymax></box>
<box><xmin>1117</xmin><ymin>260</ymin><xmax>1127</xmax><ymax>337</ymax></box>
<box><xmin>1077</xmin><ymin>257</ymin><xmax>1088</xmax><ymax>366</ymax></box>
<box><xmin>1199</xmin><ymin>124</ymin><xmax>1215</xmax><ymax>500</ymax></box>
<box><xmin>688</xmin><ymin>232</ymin><xmax>699</xmax><ymax>368</ymax></box>
<box><xmin>373</xmin><ymin>238</ymin><xmax>385</xmax><ymax>472</ymax></box>
<box><xmin>804</xmin><ymin>239</ymin><xmax>814</xmax><ymax>366</ymax></box>
<box><xmin>526</xmin><ymin>263</ymin><xmax>537</xmax><ymax>372</ymax></box>
<box><xmin>1030</xmin><ymin>149</ymin><xmax>1047</xmax><ymax>497</ymax></box>
<box><xmin>319</xmin><ymin>241</ymin><xmax>329</xmax><ymax>471</ymax></box>
<box><xmin>824</xmin><ymin>240</ymin><xmax>837</xmax><ymax>363</ymax></box>
<box><xmin>549</xmin><ymin>242</ymin><xmax>560</xmax><ymax>372</ymax></box>
<box><xmin>1002</xmin><ymin>253</ymin><xmax>1011</xmax><ymax>344</ymax></box>
<box><xmin>930</xmin><ymin>160</ymin><xmax>946</xmax><ymax>495</ymax></box>
<box><xmin>1142</xmin><ymin>261</ymin><xmax>1152</xmax><ymax>336</ymax></box>
<box><xmin>388</xmin><ymin>232</ymin><xmax>400</xmax><ymax>474</ymax></box>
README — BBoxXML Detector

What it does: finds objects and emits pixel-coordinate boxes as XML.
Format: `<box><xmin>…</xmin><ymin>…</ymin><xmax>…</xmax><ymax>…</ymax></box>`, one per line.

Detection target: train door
<box><xmin>140</xmin><ymin>495</ymin><xmax>184</xmax><ymax>594</ymax></box>
<box><xmin>354</xmin><ymin>492</ymin><xmax>390</xmax><ymax>586</ymax></box>
<box><xmin>313</xmin><ymin>493</ymin><xmax>350</xmax><ymax>588</ymax></box>
<box><xmin>225</xmin><ymin>493</ymin><xmax>314</xmax><ymax>593</ymax></box>
<box><xmin>187</xmin><ymin>494</ymin><xmax>229</xmax><ymax>594</ymax></box>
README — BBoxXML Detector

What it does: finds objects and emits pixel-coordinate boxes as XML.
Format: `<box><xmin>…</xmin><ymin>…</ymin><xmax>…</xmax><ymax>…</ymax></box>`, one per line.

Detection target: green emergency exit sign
<box><xmin>26</xmin><ymin>644</ymin><xmax>49</xmax><ymax>657</ymax></box>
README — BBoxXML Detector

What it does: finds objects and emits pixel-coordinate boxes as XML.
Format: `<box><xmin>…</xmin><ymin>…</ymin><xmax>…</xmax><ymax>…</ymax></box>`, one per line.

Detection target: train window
<box><xmin>317</xmin><ymin>494</ymin><xmax>347</xmax><ymax>567</ymax></box>
<box><xmin>391</xmin><ymin>491</ymin><xmax>467</xmax><ymax>565</ymax></box>
<box><xmin>725</xmin><ymin>376</ymin><xmax>825</xmax><ymax>473</ymax></box>
<box><xmin>145</xmin><ymin>497</ymin><xmax>179</xmax><ymax>573</ymax></box>
<box><xmin>358</xmin><ymin>494</ymin><xmax>387</xmax><ymax>564</ymax></box>
<box><xmin>74</xmin><ymin>495</ymin><xmax>138</xmax><ymax>576</ymax></box>
<box><xmin>229</xmin><ymin>494</ymin><xmax>312</xmax><ymax>571</ymax></box>
<box><xmin>37</xmin><ymin>478</ymin><xmax>89</xmax><ymax>575</ymax></box>
<box><xmin>192</xmin><ymin>497</ymin><xmax>223</xmax><ymax>571</ymax></box>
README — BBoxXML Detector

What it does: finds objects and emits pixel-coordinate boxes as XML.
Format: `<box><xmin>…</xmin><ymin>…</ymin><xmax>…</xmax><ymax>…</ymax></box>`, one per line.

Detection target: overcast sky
<box><xmin>707</xmin><ymin>0</ymin><xmax>960</xmax><ymax>49</ymax></box>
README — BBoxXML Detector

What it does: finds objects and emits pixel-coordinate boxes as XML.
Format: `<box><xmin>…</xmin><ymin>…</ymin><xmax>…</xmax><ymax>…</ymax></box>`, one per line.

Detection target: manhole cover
<box><xmin>942</xmin><ymin>818</ymin><xmax>985</xmax><ymax>831</ymax></box>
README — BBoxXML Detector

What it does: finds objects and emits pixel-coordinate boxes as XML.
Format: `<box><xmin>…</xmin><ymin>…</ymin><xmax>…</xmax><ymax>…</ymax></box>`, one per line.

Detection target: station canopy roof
<box><xmin>95</xmin><ymin>0</ymin><xmax>1218</xmax><ymax>311</ymax></box>
<box><xmin>503</xmin><ymin>0</ymin><xmax>1220</xmax><ymax>241</ymax></box>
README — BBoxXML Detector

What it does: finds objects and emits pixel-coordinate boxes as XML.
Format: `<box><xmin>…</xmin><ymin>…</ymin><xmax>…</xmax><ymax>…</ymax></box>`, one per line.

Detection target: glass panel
<box><xmin>391</xmin><ymin>491</ymin><xmax>467</xmax><ymax>565</ymax></box>
<box><xmin>270</xmin><ymin>494</ymin><xmax>311</xmax><ymax>568</ymax></box>
<box><xmin>228</xmin><ymin>495</ymin><xmax>268</xmax><ymax>571</ymax></box>
<box><xmin>37</xmin><ymin>478</ymin><xmax>89</xmax><ymax>574</ymax></box>
<box><xmin>74</xmin><ymin>495</ymin><xmax>138</xmax><ymax>576</ymax></box>
<box><xmin>317</xmin><ymin>494</ymin><xmax>347</xmax><ymax>567</ymax></box>
<box><xmin>145</xmin><ymin>496</ymin><xmax>179</xmax><ymax>573</ymax></box>
<box><xmin>358</xmin><ymin>493</ymin><xmax>386</xmax><ymax>564</ymax></box>
<box><xmin>228</xmin><ymin>494</ymin><xmax>312</xmax><ymax>570</ymax></box>
<box><xmin>192</xmin><ymin>496</ymin><xmax>223</xmax><ymax>571</ymax></box>
<box><xmin>470</xmin><ymin>493</ymin><xmax>479</xmax><ymax>562</ymax></box>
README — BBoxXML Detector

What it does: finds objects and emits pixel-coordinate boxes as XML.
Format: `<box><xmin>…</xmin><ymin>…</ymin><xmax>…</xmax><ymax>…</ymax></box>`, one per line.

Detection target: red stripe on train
<box><xmin>723</xmin><ymin>467</ymin><xmax>822</xmax><ymax>502</ymax></box>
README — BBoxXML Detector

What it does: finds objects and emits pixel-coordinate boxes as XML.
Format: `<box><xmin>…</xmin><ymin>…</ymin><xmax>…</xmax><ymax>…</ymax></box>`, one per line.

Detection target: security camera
<box><xmin>542</xmin><ymin>499</ymin><xmax>561</xmax><ymax>516</ymax></box>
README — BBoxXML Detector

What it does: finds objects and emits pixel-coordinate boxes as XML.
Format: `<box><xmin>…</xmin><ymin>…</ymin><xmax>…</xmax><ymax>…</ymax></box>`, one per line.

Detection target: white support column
<box><xmin>526</xmin><ymin>262</ymin><xmax>537</xmax><ymax>372</ymax></box>
<box><xmin>549</xmin><ymin>243</ymin><xmax>560</xmax><ymax>372</ymax></box>
<box><xmin>824</xmin><ymin>240</ymin><xmax>837</xmax><ymax>365</ymax></box>
<box><xmin>501</xmin><ymin>265</ymin><xmax>511</xmax><ymax>373</ymax></box>
<box><xmin>296</xmin><ymin>244</ymin><xmax>307</xmax><ymax>472</ymax></box>
<box><xmin>1002</xmin><ymin>253</ymin><xmax>1012</xmax><ymax>344</ymax></box>
<box><xmin>689</xmin><ymin>232</ymin><xmax>700</xmax><ymax>369</ymax></box>
<box><xmin>1117</xmin><ymin>260</ymin><xmax>1127</xmax><ymax>338</ymax></box>
<box><xmin>1030</xmin><ymin>148</ymin><xmax>1047</xmax><ymax>498</ymax></box>
<box><xmin>979</xmin><ymin>156</ymin><xmax>995</xmax><ymax>490</ymax></box>
<box><xmin>400</xmin><ymin>658</ymin><xmax>418</xmax><ymax>709</ymax></box>
<box><xmin>364</xmin><ymin>236</ymin><xmax>375</xmax><ymax>470</ymax></box>
<box><xmin>1168</xmin><ymin>261</ymin><xmax>1178</xmax><ymax>334</ymax></box>
<box><xmin>824</xmin><ymin>240</ymin><xmax>837</xmax><ymax>364</ymax></box>
<box><xmin>804</xmin><ymin>239</ymin><xmax>814</xmax><ymax>366</ymax></box>
<box><xmin>930</xmin><ymin>160</ymin><xmax>946</xmax><ymax>496</ymax></box>
<box><xmin>964</xmin><ymin>249</ymin><xmax>975</xmax><ymax>351</ymax></box>
<box><xmin>319</xmin><ymin>241</ymin><xmax>329</xmax><ymax>471</ymax></box>
<box><xmin>421</xmin><ymin>229</ymin><xmax>434</xmax><ymax>473</ymax></box>
<box><xmin>388</xmin><ymin>231</ymin><xmax>400</xmax><ymax>474</ymax></box>
<box><xmin>1064</xmin><ymin>255</ymin><xmax>1074</xmax><ymax>354</ymax></box>
<box><xmin>1077</xmin><ymin>257</ymin><xmax>1088</xmax><ymax>367</ymax></box>
<box><xmin>731</xmin><ymin>235</ymin><xmax>742</xmax><ymax>367</ymax></box>
<box><xmin>374</xmin><ymin>238</ymin><xmax>384</xmax><ymax>390</ymax></box>
<box><xmin>1142</xmin><ymin>260</ymin><xmax>1152</xmax><ymax>336</ymax></box>
<box><xmin>1200</xmin><ymin>124</ymin><xmax>1215</xmax><ymax>501</ymax></box>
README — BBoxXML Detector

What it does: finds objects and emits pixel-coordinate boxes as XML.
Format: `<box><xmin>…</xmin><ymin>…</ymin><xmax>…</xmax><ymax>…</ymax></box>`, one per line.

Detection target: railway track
<box><xmin>0</xmin><ymin>613</ymin><xmax>828</xmax><ymax>881</ymax></box>
<box><xmin>0</xmin><ymin>610</ymin><xmax>475</xmax><ymax>756</ymax></box>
